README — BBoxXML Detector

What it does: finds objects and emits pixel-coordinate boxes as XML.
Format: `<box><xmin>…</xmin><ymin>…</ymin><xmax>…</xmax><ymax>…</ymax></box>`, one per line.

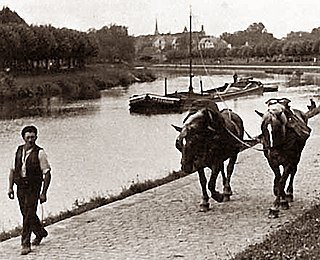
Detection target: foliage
<box><xmin>234</xmin><ymin>204</ymin><xmax>320</xmax><ymax>260</ymax></box>
<box><xmin>0</xmin><ymin>23</ymin><xmax>98</xmax><ymax>71</ymax></box>
<box><xmin>221</xmin><ymin>22</ymin><xmax>276</xmax><ymax>47</ymax></box>
<box><xmin>0</xmin><ymin>8</ymin><xmax>135</xmax><ymax>72</ymax></box>
<box><xmin>0</xmin><ymin>7</ymin><xmax>26</xmax><ymax>25</ymax></box>
<box><xmin>165</xmin><ymin>21</ymin><xmax>320</xmax><ymax>63</ymax></box>
<box><xmin>91</xmin><ymin>24</ymin><xmax>135</xmax><ymax>63</ymax></box>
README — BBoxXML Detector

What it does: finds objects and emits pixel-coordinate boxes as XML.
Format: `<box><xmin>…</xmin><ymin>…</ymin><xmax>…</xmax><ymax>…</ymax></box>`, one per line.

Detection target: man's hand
<box><xmin>39</xmin><ymin>193</ymin><xmax>47</xmax><ymax>204</ymax></box>
<box><xmin>8</xmin><ymin>188</ymin><xmax>14</xmax><ymax>200</ymax></box>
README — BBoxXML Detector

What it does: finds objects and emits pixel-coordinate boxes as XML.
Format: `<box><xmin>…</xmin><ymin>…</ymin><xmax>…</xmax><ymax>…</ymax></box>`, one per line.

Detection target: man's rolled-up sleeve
<box><xmin>39</xmin><ymin>150</ymin><xmax>51</xmax><ymax>174</ymax></box>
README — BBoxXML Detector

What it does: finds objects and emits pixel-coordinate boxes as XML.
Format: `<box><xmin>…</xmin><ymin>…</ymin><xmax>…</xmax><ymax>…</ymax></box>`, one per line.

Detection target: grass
<box><xmin>0</xmin><ymin>63</ymin><xmax>156</xmax><ymax>101</ymax></box>
<box><xmin>233</xmin><ymin>204</ymin><xmax>320</xmax><ymax>259</ymax></box>
<box><xmin>0</xmin><ymin>170</ymin><xmax>188</xmax><ymax>242</ymax></box>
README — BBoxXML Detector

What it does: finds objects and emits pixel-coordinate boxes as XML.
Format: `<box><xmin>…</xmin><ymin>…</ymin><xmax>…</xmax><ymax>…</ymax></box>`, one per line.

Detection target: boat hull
<box><xmin>129</xmin><ymin>82</ymin><xmax>263</xmax><ymax>115</ymax></box>
<box><xmin>211</xmin><ymin>85</ymin><xmax>263</xmax><ymax>101</ymax></box>
<box><xmin>263</xmin><ymin>85</ymin><xmax>279</xmax><ymax>92</ymax></box>
<box><xmin>129</xmin><ymin>94</ymin><xmax>183</xmax><ymax>114</ymax></box>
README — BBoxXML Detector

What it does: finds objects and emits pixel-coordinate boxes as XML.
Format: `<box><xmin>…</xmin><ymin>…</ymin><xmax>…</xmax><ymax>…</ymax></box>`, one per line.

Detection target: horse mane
<box><xmin>261</xmin><ymin>99</ymin><xmax>311</xmax><ymax>145</ymax></box>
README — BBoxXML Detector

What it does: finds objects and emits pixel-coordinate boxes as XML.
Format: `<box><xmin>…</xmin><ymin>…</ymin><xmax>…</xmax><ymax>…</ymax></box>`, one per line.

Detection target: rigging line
<box><xmin>193</xmin><ymin>30</ymin><xmax>232</xmax><ymax>120</ymax></box>
<box><xmin>193</xmin><ymin>27</ymin><xmax>263</xmax><ymax>140</ymax></box>
<box><xmin>191</xmin><ymin>15</ymin><xmax>263</xmax><ymax>153</ymax></box>
<box><xmin>189</xmin><ymin>17</ymin><xmax>230</xmax><ymax>110</ymax></box>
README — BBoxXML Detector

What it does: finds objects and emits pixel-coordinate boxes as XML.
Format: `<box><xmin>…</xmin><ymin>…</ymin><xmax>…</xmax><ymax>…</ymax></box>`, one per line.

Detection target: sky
<box><xmin>1</xmin><ymin>0</ymin><xmax>320</xmax><ymax>39</ymax></box>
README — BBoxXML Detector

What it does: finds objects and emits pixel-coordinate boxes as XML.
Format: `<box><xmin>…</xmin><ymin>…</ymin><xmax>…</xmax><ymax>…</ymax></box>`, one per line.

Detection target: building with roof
<box><xmin>135</xmin><ymin>20</ymin><xmax>226</xmax><ymax>61</ymax></box>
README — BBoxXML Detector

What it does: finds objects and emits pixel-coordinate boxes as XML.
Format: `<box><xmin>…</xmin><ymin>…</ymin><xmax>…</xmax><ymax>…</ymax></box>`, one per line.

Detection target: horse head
<box><xmin>260</xmin><ymin>98</ymin><xmax>292</xmax><ymax>149</ymax></box>
<box><xmin>172</xmin><ymin>105</ymin><xmax>224</xmax><ymax>173</ymax></box>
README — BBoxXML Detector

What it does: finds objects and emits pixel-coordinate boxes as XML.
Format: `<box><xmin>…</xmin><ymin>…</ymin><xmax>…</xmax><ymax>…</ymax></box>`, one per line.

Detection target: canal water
<box><xmin>0</xmin><ymin>72</ymin><xmax>319</xmax><ymax>232</ymax></box>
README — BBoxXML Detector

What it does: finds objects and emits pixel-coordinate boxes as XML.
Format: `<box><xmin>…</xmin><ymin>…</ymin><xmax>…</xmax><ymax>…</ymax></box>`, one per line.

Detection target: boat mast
<box><xmin>188</xmin><ymin>7</ymin><xmax>193</xmax><ymax>93</ymax></box>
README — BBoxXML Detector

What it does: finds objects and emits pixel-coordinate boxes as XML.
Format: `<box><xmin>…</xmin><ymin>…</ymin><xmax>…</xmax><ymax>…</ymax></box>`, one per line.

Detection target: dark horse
<box><xmin>172</xmin><ymin>103</ymin><xmax>245</xmax><ymax>211</ymax></box>
<box><xmin>256</xmin><ymin>98</ymin><xmax>315</xmax><ymax>216</ymax></box>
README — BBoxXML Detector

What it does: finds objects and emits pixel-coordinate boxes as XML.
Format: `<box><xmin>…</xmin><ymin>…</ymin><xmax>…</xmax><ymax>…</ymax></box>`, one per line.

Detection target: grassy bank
<box><xmin>234</xmin><ymin>204</ymin><xmax>320</xmax><ymax>259</ymax></box>
<box><xmin>0</xmin><ymin>63</ymin><xmax>156</xmax><ymax>101</ymax></box>
<box><xmin>0</xmin><ymin>170</ymin><xmax>188</xmax><ymax>242</ymax></box>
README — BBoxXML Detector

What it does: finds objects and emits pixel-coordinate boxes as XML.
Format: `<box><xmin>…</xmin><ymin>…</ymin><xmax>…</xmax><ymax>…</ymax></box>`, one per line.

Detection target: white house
<box><xmin>153</xmin><ymin>36</ymin><xmax>166</xmax><ymax>50</ymax></box>
<box><xmin>198</xmin><ymin>37</ymin><xmax>228</xmax><ymax>49</ymax></box>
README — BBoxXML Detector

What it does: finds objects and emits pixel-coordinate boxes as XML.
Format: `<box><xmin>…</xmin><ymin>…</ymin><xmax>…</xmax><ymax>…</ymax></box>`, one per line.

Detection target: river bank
<box><xmin>3</xmin><ymin>63</ymin><xmax>319</xmax><ymax>103</ymax></box>
<box><xmin>147</xmin><ymin>63</ymin><xmax>320</xmax><ymax>87</ymax></box>
<box><xmin>148</xmin><ymin>63</ymin><xmax>320</xmax><ymax>78</ymax></box>
<box><xmin>0</xmin><ymin>63</ymin><xmax>156</xmax><ymax>102</ymax></box>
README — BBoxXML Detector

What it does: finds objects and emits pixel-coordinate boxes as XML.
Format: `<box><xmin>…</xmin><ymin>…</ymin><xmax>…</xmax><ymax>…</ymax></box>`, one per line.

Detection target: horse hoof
<box><xmin>268</xmin><ymin>207</ymin><xmax>280</xmax><ymax>218</ymax></box>
<box><xmin>281</xmin><ymin>200</ymin><xmax>289</xmax><ymax>210</ymax></box>
<box><xmin>223</xmin><ymin>195</ymin><xmax>231</xmax><ymax>202</ymax></box>
<box><xmin>199</xmin><ymin>203</ymin><xmax>209</xmax><ymax>212</ymax></box>
<box><xmin>285</xmin><ymin>194</ymin><xmax>294</xmax><ymax>203</ymax></box>
<box><xmin>212</xmin><ymin>192</ymin><xmax>224</xmax><ymax>203</ymax></box>
<box><xmin>223</xmin><ymin>188</ymin><xmax>232</xmax><ymax>196</ymax></box>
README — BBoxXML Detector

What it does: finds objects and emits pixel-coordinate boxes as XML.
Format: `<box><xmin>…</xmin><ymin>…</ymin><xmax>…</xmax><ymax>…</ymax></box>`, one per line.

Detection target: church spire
<box><xmin>155</xmin><ymin>18</ymin><xmax>159</xmax><ymax>35</ymax></box>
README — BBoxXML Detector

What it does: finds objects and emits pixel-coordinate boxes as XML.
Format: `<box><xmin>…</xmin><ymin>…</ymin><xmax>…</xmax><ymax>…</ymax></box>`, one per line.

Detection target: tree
<box><xmin>93</xmin><ymin>24</ymin><xmax>135</xmax><ymax>63</ymax></box>
<box><xmin>312</xmin><ymin>40</ymin><xmax>320</xmax><ymax>56</ymax></box>
<box><xmin>254</xmin><ymin>43</ymin><xmax>268</xmax><ymax>57</ymax></box>
<box><xmin>0</xmin><ymin>7</ymin><xmax>27</xmax><ymax>25</ymax></box>
<box><xmin>31</xmin><ymin>25</ymin><xmax>56</xmax><ymax>69</ymax></box>
<box><xmin>247</xmin><ymin>22</ymin><xmax>265</xmax><ymax>34</ymax></box>
<box><xmin>221</xmin><ymin>22</ymin><xmax>276</xmax><ymax>48</ymax></box>
<box><xmin>240</xmin><ymin>45</ymin><xmax>253</xmax><ymax>59</ymax></box>
<box><xmin>268</xmin><ymin>40</ymin><xmax>283</xmax><ymax>57</ymax></box>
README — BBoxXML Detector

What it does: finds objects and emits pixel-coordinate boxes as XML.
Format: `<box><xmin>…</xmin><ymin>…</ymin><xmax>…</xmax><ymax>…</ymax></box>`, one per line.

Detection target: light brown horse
<box><xmin>256</xmin><ymin>98</ymin><xmax>315</xmax><ymax>217</ymax></box>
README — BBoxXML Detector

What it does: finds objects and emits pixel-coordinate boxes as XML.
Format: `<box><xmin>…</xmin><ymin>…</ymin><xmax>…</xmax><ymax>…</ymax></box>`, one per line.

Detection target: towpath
<box><xmin>1</xmin><ymin>121</ymin><xmax>320</xmax><ymax>260</ymax></box>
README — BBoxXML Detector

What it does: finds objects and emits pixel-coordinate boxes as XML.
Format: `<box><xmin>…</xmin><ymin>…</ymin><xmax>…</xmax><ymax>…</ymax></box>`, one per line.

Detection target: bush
<box><xmin>78</xmin><ymin>79</ymin><xmax>101</xmax><ymax>99</ymax></box>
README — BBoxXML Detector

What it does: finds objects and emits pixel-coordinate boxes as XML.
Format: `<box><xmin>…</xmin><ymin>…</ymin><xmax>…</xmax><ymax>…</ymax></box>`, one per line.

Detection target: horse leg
<box><xmin>278</xmin><ymin>166</ymin><xmax>292</xmax><ymax>210</ymax></box>
<box><xmin>220</xmin><ymin>162</ymin><xmax>228</xmax><ymax>201</ymax></box>
<box><xmin>221</xmin><ymin>162</ymin><xmax>227</xmax><ymax>187</ymax></box>
<box><xmin>268</xmin><ymin>163</ymin><xmax>282</xmax><ymax>218</ymax></box>
<box><xmin>223</xmin><ymin>155</ymin><xmax>237</xmax><ymax>201</ymax></box>
<box><xmin>208</xmin><ymin>164</ymin><xmax>224</xmax><ymax>203</ymax></box>
<box><xmin>268</xmin><ymin>162</ymin><xmax>281</xmax><ymax>202</ymax></box>
<box><xmin>286</xmin><ymin>165</ymin><xmax>297</xmax><ymax>202</ymax></box>
<box><xmin>198</xmin><ymin>168</ymin><xmax>210</xmax><ymax>211</ymax></box>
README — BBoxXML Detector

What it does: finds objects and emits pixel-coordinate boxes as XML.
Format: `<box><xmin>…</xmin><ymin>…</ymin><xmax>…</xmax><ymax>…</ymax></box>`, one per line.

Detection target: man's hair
<box><xmin>21</xmin><ymin>125</ymin><xmax>38</xmax><ymax>137</ymax></box>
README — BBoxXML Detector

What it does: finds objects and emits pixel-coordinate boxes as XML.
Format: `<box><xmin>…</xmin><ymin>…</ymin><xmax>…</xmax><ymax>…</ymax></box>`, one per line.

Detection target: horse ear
<box><xmin>279</xmin><ymin>98</ymin><xmax>291</xmax><ymax>106</ymax></box>
<box><xmin>265</xmin><ymin>98</ymin><xmax>277</xmax><ymax>105</ymax></box>
<box><xmin>183</xmin><ymin>109</ymin><xmax>197</xmax><ymax>123</ymax></box>
<box><xmin>255</xmin><ymin>110</ymin><xmax>264</xmax><ymax>117</ymax></box>
<box><xmin>171</xmin><ymin>124</ymin><xmax>182</xmax><ymax>132</ymax></box>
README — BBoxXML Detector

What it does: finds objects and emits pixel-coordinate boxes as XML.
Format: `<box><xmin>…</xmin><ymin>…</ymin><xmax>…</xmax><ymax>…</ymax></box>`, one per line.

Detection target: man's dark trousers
<box><xmin>17</xmin><ymin>180</ymin><xmax>47</xmax><ymax>247</ymax></box>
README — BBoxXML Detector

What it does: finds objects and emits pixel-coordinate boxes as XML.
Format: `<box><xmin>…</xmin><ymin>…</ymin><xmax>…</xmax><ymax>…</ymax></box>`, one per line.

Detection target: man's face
<box><xmin>23</xmin><ymin>132</ymin><xmax>37</xmax><ymax>149</ymax></box>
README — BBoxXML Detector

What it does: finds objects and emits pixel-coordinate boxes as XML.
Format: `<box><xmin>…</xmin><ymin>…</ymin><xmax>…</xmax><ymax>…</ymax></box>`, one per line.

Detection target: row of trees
<box><xmin>3</xmin><ymin>6</ymin><xmax>320</xmax><ymax>68</ymax></box>
<box><xmin>0</xmin><ymin>7</ymin><xmax>136</xmax><ymax>72</ymax></box>
<box><xmin>193</xmin><ymin>38</ymin><xmax>320</xmax><ymax>61</ymax></box>
<box><xmin>0</xmin><ymin>23</ymin><xmax>138</xmax><ymax>71</ymax></box>
<box><xmin>0</xmin><ymin>24</ymin><xmax>98</xmax><ymax>70</ymax></box>
<box><xmin>165</xmin><ymin>22</ymin><xmax>320</xmax><ymax>63</ymax></box>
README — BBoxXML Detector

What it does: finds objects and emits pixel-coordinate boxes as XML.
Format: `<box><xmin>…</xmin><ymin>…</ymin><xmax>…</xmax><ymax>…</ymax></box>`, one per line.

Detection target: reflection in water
<box><xmin>0</xmin><ymin>97</ymin><xmax>99</xmax><ymax>119</ymax></box>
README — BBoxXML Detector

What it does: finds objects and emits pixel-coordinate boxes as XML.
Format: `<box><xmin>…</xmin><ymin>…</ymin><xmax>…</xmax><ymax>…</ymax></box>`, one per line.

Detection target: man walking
<box><xmin>233</xmin><ymin>72</ymin><xmax>238</xmax><ymax>83</ymax></box>
<box><xmin>8</xmin><ymin>125</ymin><xmax>51</xmax><ymax>255</ymax></box>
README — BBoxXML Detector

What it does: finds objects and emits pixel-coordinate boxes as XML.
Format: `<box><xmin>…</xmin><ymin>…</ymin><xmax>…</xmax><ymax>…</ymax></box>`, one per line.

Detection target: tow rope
<box><xmin>224</xmin><ymin>126</ymin><xmax>266</xmax><ymax>152</ymax></box>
